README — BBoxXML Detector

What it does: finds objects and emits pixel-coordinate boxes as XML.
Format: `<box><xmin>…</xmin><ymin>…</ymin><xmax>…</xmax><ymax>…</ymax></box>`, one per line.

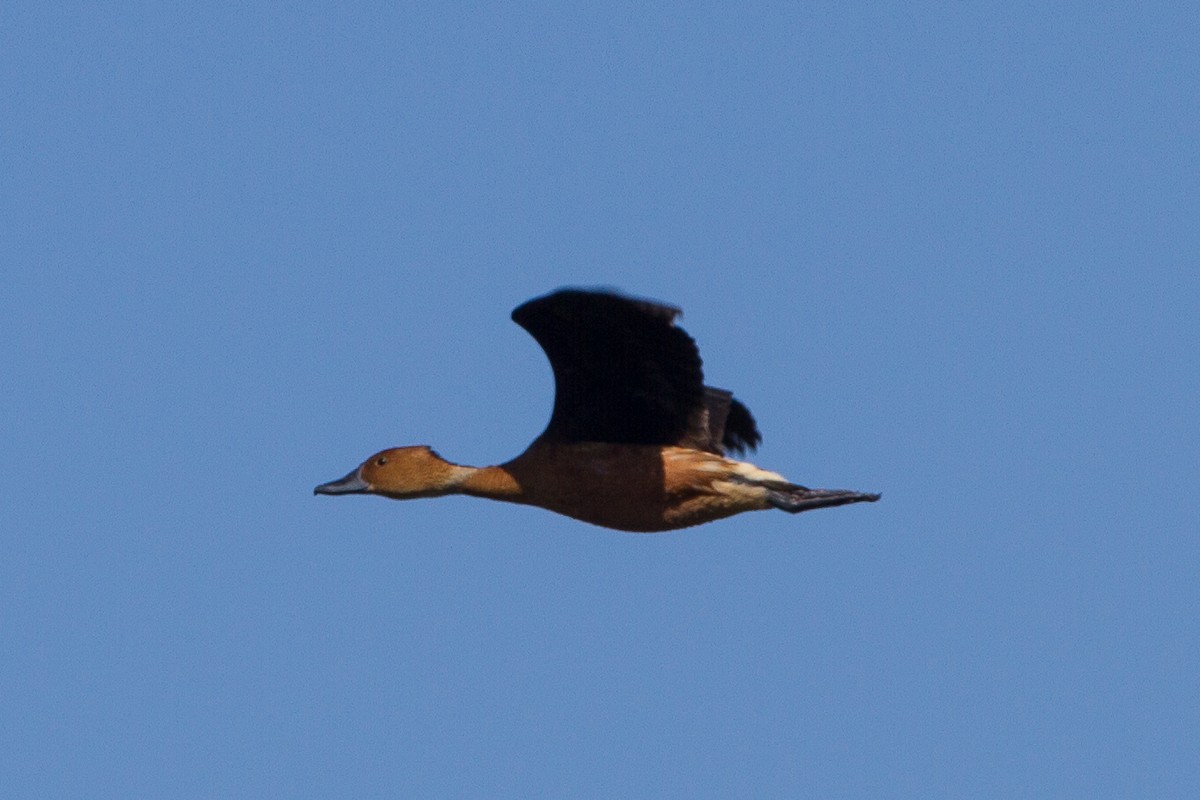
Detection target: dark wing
<box><xmin>512</xmin><ymin>288</ymin><xmax>760</xmax><ymax>454</ymax></box>
<box><xmin>700</xmin><ymin>387</ymin><xmax>762</xmax><ymax>455</ymax></box>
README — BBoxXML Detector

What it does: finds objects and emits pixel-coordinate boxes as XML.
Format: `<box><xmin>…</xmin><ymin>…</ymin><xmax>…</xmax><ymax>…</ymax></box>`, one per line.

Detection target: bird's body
<box><xmin>471</xmin><ymin>442</ymin><xmax>793</xmax><ymax>533</ymax></box>
<box><xmin>316</xmin><ymin>288</ymin><xmax>878</xmax><ymax>531</ymax></box>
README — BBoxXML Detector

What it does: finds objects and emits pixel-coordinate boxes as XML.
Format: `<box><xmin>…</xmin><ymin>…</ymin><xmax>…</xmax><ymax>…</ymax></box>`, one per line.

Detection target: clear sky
<box><xmin>4</xmin><ymin>3</ymin><xmax>1197</xmax><ymax>797</ymax></box>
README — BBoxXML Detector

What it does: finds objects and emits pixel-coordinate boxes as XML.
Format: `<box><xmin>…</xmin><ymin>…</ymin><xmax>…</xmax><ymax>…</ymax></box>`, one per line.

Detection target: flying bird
<box><xmin>315</xmin><ymin>288</ymin><xmax>879</xmax><ymax>531</ymax></box>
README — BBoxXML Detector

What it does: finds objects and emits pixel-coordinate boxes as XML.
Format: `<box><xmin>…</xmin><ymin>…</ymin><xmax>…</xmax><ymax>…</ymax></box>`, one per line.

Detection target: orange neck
<box><xmin>457</xmin><ymin>464</ymin><xmax>526</xmax><ymax>502</ymax></box>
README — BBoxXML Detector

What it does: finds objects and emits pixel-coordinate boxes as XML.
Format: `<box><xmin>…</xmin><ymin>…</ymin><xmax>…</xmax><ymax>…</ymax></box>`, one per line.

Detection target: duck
<box><xmin>315</xmin><ymin>288</ymin><xmax>879</xmax><ymax>532</ymax></box>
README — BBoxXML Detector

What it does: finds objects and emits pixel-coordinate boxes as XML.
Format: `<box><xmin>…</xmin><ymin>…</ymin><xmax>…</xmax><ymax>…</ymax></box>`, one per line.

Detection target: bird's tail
<box><xmin>765</xmin><ymin>484</ymin><xmax>881</xmax><ymax>514</ymax></box>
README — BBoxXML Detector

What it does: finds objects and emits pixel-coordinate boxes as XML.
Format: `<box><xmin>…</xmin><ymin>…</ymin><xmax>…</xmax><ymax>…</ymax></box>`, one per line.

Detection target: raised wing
<box><xmin>512</xmin><ymin>288</ymin><xmax>759</xmax><ymax>454</ymax></box>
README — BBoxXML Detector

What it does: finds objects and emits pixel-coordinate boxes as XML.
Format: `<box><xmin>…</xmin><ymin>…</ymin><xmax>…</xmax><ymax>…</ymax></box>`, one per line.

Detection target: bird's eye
<box><xmin>376</xmin><ymin>456</ymin><xmax>388</xmax><ymax>466</ymax></box>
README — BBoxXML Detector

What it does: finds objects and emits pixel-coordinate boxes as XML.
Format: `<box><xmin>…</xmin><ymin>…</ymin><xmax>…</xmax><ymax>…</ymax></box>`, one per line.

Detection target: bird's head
<box><xmin>314</xmin><ymin>445</ymin><xmax>465</xmax><ymax>500</ymax></box>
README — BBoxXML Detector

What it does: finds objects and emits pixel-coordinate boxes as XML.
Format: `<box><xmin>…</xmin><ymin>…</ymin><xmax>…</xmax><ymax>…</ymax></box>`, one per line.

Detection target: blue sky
<box><xmin>3</xmin><ymin>3</ymin><xmax>1197</xmax><ymax>797</ymax></box>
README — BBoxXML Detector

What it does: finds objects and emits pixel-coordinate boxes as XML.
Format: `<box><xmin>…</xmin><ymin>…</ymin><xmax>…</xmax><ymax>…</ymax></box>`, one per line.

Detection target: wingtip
<box><xmin>512</xmin><ymin>287</ymin><xmax>682</xmax><ymax>327</ymax></box>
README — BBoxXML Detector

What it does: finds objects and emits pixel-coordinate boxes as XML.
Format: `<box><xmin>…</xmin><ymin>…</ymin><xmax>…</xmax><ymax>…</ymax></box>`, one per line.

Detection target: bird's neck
<box><xmin>455</xmin><ymin>464</ymin><xmax>526</xmax><ymax>501</ymax></box>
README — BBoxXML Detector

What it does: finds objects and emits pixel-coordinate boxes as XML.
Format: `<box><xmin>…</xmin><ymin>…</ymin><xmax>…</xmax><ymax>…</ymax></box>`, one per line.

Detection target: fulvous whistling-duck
<box><xmin>315</xmin><ymin>288</ymin><xmax>879</xmax><ymax>532</ymax></box>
